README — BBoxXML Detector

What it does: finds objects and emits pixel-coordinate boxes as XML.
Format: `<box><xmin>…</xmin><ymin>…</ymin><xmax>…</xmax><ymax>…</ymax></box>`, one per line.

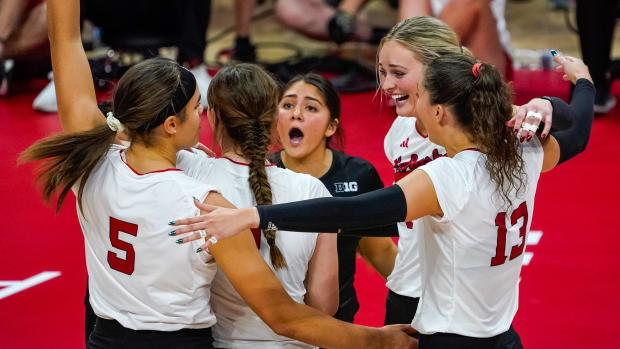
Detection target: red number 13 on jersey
<box><xmin>108</xmin><ymin>217</ymin><xmax>138</xmax><ymax>275</ymax></box>
<box><xmin>491</xmin><ymin>201</ymin><xmax>528</xmax><ymax>266</ymax></box>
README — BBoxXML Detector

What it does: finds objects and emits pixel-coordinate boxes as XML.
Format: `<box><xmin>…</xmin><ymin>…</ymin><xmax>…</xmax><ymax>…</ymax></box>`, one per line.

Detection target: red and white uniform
<box><xmin>384</xmin><ymin>116</ymin><xmax>446</xmax><ymax>298</ymax></box>
<box><xmin>178</xmin><ymin>152</ymin><xmax>331</xmax><ymax>348</ymax></box>
<box><xmin>77</xmin><ymin>145</ymin><xmax>218</xmax><ymax>331</ymax></box>
<box><xmin>413</xmin><ymin>139</ymin><xmax>544</xmax><ymax>337</ymax></box>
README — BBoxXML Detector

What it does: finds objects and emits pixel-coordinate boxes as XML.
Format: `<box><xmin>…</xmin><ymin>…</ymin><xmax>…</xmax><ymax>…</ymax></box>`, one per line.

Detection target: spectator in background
<box><xmin>0</xmin><ymin>0</ymin><xmax>212</xmax><ymax>112</ymax></box>
<box><xmin>402</xmin><ymin>0</ymin><xmax>511</xmax><ymax>79</ymax></box>
<box><xmin>0</xmin><ymin>0</ymin><xmax>49</xmax><ymax>96</ymax></box>
<box><xmin>233</xmin><ymin>0</ymin><xmax>398</xmax><ymax>62</ymax></box>
<box><xmin>576</xmin><ymin>0</ymin><xmax>618</xmax><ymax>114</ymax></box>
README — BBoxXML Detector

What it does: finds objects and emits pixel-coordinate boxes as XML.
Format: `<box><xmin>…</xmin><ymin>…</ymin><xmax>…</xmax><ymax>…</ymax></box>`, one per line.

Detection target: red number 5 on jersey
<box><xmin>108</xmin><ymin>217</ymin><xmax>138</xmax><ymax>275</ymax></box>
<box><xmin>490</xmin><ymin>201</ymin><xmax>528</xmax><ymax>267</ymax></box>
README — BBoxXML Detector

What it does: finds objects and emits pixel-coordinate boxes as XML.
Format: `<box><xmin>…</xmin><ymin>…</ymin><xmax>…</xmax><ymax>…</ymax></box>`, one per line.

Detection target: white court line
<box><xmin>0</xmin><ymin>271</ymin><xmax>61</xmax><ymax>300</ymax></box>
<box><xmin>527</xmin><ymin>230</ymin><xmax>543</xmax><ymax>245</ymax></box>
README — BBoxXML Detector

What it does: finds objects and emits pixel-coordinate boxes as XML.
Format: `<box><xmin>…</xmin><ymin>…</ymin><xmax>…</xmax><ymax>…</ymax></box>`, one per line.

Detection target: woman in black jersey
<box><xmin>270</xmin><ymin>73</ymin><xmax>398</xmax><ymax>322</ymax></box>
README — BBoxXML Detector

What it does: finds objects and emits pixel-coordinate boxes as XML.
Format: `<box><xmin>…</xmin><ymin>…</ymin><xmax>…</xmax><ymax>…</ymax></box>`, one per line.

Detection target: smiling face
<box><xmin>378</xmin><ymin>40</ymin><xmax>424</xmax><ymax>117</ymax></box>
<box><xmin>276</xmin><ymin>80</ymin><xmax>337</xmax><ymax>160</ymax></box>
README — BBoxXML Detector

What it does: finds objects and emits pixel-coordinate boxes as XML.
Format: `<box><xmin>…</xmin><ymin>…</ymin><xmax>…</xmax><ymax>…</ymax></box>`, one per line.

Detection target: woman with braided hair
<box><xmin>21</xmin><ymin>0</ymin><xmax>418</xmax><ymax>347</ymax></box>
<box><xmin>170</xmin><ymin>52</ymin><xmax>595</xmax><ymax>348</ymax></box>
<box><xmin>176</xmin><ymin>63</ymin><xmax>341</xmax><ymax>348</ymax></box>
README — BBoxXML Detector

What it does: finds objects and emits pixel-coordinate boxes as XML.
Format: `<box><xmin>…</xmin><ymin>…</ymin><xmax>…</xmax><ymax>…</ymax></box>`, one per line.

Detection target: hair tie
<box><xmin>472</xmin><ymin>63</ymin><xmax>482</xmax><ymax>78</ymax></box>
<box><xmin>106</xmin><ymin>112</ymin><xmax>126</xmax><ymax>133</ymax></box>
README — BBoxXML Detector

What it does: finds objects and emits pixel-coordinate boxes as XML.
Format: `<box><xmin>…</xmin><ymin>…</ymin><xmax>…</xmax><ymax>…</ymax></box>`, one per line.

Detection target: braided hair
<box><xmin>207</xmin><ymin>63</ymin><xmax>287</xmax><ymax>269</ymax></box>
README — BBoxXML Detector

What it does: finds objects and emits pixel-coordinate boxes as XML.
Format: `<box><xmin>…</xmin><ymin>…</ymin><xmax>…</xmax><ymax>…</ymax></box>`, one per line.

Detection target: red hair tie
<box><xmin>472</xmin><ymin>63</ymin><xmax>482</xmax><ymax>78</ymax></box>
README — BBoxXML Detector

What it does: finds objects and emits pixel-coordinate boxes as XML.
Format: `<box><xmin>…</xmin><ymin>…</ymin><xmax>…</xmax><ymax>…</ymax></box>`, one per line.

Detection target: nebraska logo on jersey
<box><xmin>393</xmin><ymin>148</ymin><xmax>447</xmax><ymax>181</ymax></box>
<box><xmin>400</xmin><ymin>138</ymin><xmax>409</xmax><ymax>148</ymax></box>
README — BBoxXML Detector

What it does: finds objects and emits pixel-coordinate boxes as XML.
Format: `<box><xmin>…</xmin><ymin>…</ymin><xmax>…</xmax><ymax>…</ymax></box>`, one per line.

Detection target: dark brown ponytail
<box><xmin>207</xmin><ymin>63</ymin><xmax>287</xmax><ymax>269</ymax></box>
<box><xmin>20</xmin><ymin>58</ymin><xmax>193</xmax><ymax>214</ymax></box>
<box><xmin>423</xmin><ymin>54</ymin><xmax>525</xmax><ymax>207</ymax></box>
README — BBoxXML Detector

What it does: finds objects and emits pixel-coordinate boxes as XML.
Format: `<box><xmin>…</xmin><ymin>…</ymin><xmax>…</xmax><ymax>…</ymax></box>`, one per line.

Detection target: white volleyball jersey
<box><xmin>431</xmin><ymin>0</ymin><xmax>511</xmax><ymax>55</ymax></box>
<box><xmin>384</xmin><ymin>116</ymin><xmax>446</xmax><ymax>298</ymax></box>
<box><xmin>178</xmin><ymin>151</ymin><xmax>331</xmax><ymax>348</ymax></box>
<box><xmin>412</xmin><ymin>139</ymin><xmax>544</xmax><ymax>337</ymax></box>
<box><xmin>76</xmin><ymin>145</ymin><xmax>218</xmax><ymax>331</ymax></box>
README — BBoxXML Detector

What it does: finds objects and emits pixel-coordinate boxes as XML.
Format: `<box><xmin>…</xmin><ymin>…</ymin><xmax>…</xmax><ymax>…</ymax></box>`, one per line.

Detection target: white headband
<box><xmin>106</xmin><ymin>112</ymin><xmax>126</xmax><ymax>133</ymax></box>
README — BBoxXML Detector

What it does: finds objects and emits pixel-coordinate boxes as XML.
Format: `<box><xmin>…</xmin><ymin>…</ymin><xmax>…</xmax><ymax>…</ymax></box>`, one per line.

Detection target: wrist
<box><xmin>245</xmin><ymin>207</ymin><xmax>260</xmax><ymax>229</ymax></box>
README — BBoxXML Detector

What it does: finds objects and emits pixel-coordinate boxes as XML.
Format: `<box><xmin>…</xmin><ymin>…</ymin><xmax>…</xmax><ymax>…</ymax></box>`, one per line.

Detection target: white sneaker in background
<box><xmin>189</xmin><ymin>63</ymin><xmax>211</xmax><ymax>108</ymax></box>
<box><xmin>33</xmin><ymin>71</ymin><xmax>57</xmax><ymax>113</ymax></box>
<box><xmin>0</xmin><ymin>59</ymin><xmax>14</xmax><ymax>97</ymax></box>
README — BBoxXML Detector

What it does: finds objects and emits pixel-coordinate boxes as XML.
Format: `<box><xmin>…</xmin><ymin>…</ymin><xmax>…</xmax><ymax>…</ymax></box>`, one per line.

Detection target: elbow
<box><xmin>270</xmin><ymin>319</ymin><xmax>299</xmax><ymax>339</ymax></box>
<box><xmin>311</xmin><ymin>297</ymin><xmax>339</xmax><ymax>316</ymax></box>
<box><xmin>325</xmin><ymin>301</ymin><xmax>339</xmax><ymax>316</ymax></box>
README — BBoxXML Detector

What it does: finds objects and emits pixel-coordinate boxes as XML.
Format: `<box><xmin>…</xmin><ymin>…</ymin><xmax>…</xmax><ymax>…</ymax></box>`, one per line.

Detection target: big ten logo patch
<box><xmin>334</xmin><ymin>182</ymin><xmax>358</xmax><ymax>193</ymax></box>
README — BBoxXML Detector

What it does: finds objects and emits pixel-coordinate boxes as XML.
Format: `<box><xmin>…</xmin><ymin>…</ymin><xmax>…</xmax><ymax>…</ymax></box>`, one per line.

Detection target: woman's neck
<box><xmin>220</xmin><ymin>142</ymin><xmax>251</xmax><ymax>163</ymax></box>
<box><xmin>440</xmin><ymin>129</ymin><xmax>479</xmax><ymax>157</ymax></box>
<box><xmin>281</xmin><ymin>145</ymin><xmax>333</xmax><ymax>179</ymax></box>
<box><xmin>125</xmin><ymin>141</ymin><xmax>177</xmax><ymax>173</ymax></box>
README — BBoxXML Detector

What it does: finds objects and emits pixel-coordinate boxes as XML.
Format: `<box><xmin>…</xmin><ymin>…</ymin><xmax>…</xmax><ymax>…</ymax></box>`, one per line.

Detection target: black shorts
<box><xmin>87</xmin><ymin>317</ymin><xmax>214</xmax><ymax>349</ymax></box>
<box><xmin>333</xmin><ymin>295</ymin><xmax>360</xmax><ymax>323</ymax></box>
<box><xmin>384</xmin><ymin>289</ymin><xmax>419</xmax><ymax>326</ymax></box>
<box><xmin>419</xmin><ymin>325</ymin><xmax>523</xmax><ymax>349</ymax></box>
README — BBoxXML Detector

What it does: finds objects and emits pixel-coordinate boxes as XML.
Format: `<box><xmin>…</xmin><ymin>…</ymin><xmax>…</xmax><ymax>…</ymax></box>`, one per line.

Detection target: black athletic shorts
<box><xmin>87</xmin><ymin>317</ymin><xmax>213</xmax><ymax>349</ymax></box>
<box><xmin>384</xmin><ymin>289</ymin><xmax>419</xmax><ymax>327</ymax></box>
<box><xmin>418</xmin><ymin>325</ymin><xmax>523</xmax><ymax>349</ymax></box>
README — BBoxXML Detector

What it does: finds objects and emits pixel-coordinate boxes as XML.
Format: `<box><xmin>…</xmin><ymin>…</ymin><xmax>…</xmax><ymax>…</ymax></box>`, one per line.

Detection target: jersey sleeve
<box><xmin>384</xmin><ymin>119</ymin><xmax>397</xmax><ymax>162</ymax></box>
<box><xmin>176</xmin><ymin>148</ymin><xmax>215</xmax><ymax>182</ymax></box>
<box><xmin>522</xmin><ymin>136</ymin><xmax>545</xmax><ymax>173</ymax></box>
<box><xmin>71</xmin><ymin>144</ymin><xmax>126</xmax><ymax>195</ymax></box>
<box><xmin>308</xmin><ymin>176</ymin><xmax>332</xmax><ymax>200</ymax></box>
<box><xmin>366</xmin><ymin>163</ymin><xmax>385</xmax><ymax>191</ymax></box>
<box><xmin>418</xmin><ymin>157</ymin><xmax>470</xmax><ymax>222</ymax></box>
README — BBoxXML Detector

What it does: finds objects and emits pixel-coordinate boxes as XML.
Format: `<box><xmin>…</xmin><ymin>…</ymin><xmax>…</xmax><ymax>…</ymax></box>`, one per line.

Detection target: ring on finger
<box><xmin>208</xmin><ymin>236</ymin><xmax>218</xmax><ymax>244</ymax></box>
<box><xmin>526</xmin><ymin>110</ymin><xmax>542</xmax><ymax>121</ymax></box>
<box><xmin>199</xmin><ymin>230</ymin><xmax>207</xmax><ymax>239</ymax></box>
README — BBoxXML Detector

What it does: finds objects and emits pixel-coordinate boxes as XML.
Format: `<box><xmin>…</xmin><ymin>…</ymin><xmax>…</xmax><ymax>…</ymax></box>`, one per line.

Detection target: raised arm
<box><xmin>47</xmin><ymin>0</ymin><xmax>103</xmax><ymax>133</ymax></box>
<box><xmin>202</xmin><ymin>193</ymin><xmax>415</xmax><ymax>349</ymax></box>
<box><xmin>540</xmin><ymin>55</ymin><xmax>595</xmax><ymax>172</ymax></box>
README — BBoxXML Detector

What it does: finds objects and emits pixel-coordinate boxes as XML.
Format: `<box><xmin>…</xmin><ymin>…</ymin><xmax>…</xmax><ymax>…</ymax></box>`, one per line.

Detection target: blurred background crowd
<box><xmin>0</xmin><ymin>0</ymin><xmax>618</xmax><ymax>113</ymax></box>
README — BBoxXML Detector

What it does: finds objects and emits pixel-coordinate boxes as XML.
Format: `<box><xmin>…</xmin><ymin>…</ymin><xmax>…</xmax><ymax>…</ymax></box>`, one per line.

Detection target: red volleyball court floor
<box><xmin>1</xmin><ymin>70</ymin><xmax>619</xmax><ymax>348</ymax></box>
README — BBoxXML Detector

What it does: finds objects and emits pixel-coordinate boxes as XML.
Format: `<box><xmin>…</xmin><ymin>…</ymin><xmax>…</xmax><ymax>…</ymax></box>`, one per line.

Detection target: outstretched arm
<box><xmin>172</xmin><ymin>171</ymin><xmax>439</xmax><ymax>244</ymax></box>
<box><xmin>202</xmin><ymin>193</ymin><xmax>416</xmax><ymax>349</ymax></box>
<box><xmin>47</xmin><ymin>0</ymin><xmax>103</xmax><ymax>133</ymax></box>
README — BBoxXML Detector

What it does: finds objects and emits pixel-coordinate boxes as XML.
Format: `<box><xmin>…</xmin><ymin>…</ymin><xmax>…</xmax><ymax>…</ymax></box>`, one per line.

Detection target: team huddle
<box><xmin>20</xmin><ymin>0</ymin><xmax>595</xmax><ymax>348</ymax></box>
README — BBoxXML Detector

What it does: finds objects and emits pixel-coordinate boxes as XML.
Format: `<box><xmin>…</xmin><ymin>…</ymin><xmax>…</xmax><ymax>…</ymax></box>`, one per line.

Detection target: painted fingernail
<box><xmin>176</xmin><ymin>239</ymin><xmax>183</xmax><ymax>244</ymax></box>
<box><xmin>196</xmin><ymin>248</ymin><xmax>202</xmax><ymax>253</ymax></box>
<box><xmin>520</xmin><ymin>137</ymin><xmax>525</xmax><ymax>142</ymax></box>
<box><xmin>193</xmin><ymin>196</ymin><xmax>199</xmax><ymax>202</ymax></box>
<box><xmin>542</xmin><ymin>133</ymin><xmax>547</xmax><ymax>139</ymax></box>
<box><xmin>168</xmin><ymin>231</ymin><xmax>176</xmax><ymax>236</ymax></box>
<box><xmin>550</xmin><ymin>50</ymin><xmax>558</xmax><ymax>57</ymax></box>
<box><xmin>513</xmin><ymin>129</ymin><xmax>518</xmax><ymax>135</ymax></box>
<box><xmin>527</xmin><ymin>136</ymin><xmax>533</xmax><ymax>142</ymax></box>
<box><xmin>168</xmin><ymin>221</ymin><xmax>175</xmax><ymax>225</ymax></box>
